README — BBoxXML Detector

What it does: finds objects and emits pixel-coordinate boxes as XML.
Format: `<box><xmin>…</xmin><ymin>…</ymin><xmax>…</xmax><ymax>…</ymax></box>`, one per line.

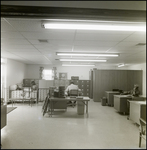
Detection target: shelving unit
<box><xmin>23</xmin><ymin>78</ymin><xmax>39</xmax><ymax>102</ymax></box>
<box><xmin>69</xmin><ymin>79</ymin><xmax>90</xmax><ymax>97</ymax></box>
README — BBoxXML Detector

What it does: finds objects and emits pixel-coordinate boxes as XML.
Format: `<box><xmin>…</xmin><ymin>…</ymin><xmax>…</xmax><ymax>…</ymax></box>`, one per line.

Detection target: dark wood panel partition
<box><xmin>92</xmin><ymin>69</ymin><xmax>142</xmax><ymax>102</ymax></box>
<box><xmin>117</xmin><ymin>70</ymin><xmax>128</xmax><ymax>91</ymax></box>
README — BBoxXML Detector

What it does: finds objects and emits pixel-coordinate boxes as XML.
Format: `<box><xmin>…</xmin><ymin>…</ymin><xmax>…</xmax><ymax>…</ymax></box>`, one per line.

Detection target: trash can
<box><xmin>101</xmin><ymin>97</ymin><xmax>107</xmax><ymax>106</ymax></box>
<box><xmin>77</xmin><ymin>101</ymin><xmax>85</xmax><ymax>115</ymax></box>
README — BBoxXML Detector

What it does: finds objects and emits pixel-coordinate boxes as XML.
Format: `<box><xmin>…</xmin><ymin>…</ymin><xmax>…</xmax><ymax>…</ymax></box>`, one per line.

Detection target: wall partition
<box><xmin>92</xmin><ymin>69</ymin><xmax>142</xmax><ymax>102</ymax></box>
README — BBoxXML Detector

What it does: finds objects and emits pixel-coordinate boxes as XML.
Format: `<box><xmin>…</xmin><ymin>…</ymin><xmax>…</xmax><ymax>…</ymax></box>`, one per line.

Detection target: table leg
<box><xmin>86</xmin><ymin>101</ymin><xmax>88</xmax><ymax>117</ymax></box>
<box><xmin>30</xmin><ymin>99</ymin><xmax>32</xmax><ymax>107</ymax></box>
<box><xmin>50</xmin><ymin>100</ymin><xmax>52</xmax><ymax>117</ymax></box>
<box><xmin>11</xmin><ymin>100</ymin><xmax>13</xmax><ymax>107</ymax></box>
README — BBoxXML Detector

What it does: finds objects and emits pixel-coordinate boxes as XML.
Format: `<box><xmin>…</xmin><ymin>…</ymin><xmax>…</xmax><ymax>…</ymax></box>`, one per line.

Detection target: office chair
<box><xmin>67</xmin><ymin>89</ymin><xmax>79</xmax><ymax>107</ymax></box>
<box><xmin>139</xmin><ymin>118</ymin><xmax>146</xmax><ymax>147</ymax></box>
<box><xmin>69</xmin><ymin>89</ymin><xmax>79</xmax><ymax>97</ymax></box>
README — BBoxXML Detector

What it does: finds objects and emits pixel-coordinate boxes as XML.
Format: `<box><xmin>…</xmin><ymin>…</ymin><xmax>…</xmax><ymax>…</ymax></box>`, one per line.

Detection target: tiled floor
<box><xmin>1</xmin><ymin>100</ymin><xmax>146</xmax><ymax>149</ymax></box>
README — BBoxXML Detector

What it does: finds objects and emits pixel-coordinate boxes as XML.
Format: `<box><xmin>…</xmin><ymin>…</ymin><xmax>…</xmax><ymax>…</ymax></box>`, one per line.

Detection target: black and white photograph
<box><xmin>1</xmin><ymin>1</ymin><xmax>146</xmax><ymax>149</ymax></box>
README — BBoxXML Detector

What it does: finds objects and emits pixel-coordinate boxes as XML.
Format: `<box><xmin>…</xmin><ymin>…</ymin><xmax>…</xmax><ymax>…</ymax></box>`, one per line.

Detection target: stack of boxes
<box><xmin>58</xmin><ymin>86</ymin><xmax>65</xmax><ymax>98</ymax></box>
<box><xmin>49</xmin><ymin>86</ymin><xmax>56</xmax><ymax>97</ymax></box>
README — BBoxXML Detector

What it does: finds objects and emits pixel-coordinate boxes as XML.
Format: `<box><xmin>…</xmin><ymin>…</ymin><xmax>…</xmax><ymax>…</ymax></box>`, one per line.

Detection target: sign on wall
<box><xmin>59</xmin><ymin>72</ymin><xmax>68</xmax><ymax>80</ymax></box>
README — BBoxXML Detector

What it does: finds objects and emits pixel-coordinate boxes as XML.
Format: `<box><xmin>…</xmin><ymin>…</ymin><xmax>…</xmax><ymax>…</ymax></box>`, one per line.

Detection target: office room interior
<box><xmin>1</xmin><ymin>1</ymin><xmax>146</xmax><ymax>149</ymax></box>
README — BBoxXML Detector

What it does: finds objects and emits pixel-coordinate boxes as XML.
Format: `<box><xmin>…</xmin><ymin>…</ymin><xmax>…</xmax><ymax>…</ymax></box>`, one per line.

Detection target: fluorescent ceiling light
<box><xmin>62</xmin><ymin>64</ymin><xmax>95</xmax><ymax>67</ymax></box>
<box><xmin>60</xmin><ymin>59</ymin><xmax>106</xmax><ymax>62</ymax></box>
<box><xmin>118</xmin><ymin>64</ymin><xmax>125</xmax><ymax>67</ymax></box>
<box><xmin>43</xmin><ymin>22</ymin><xmax>145</xmax><ymax>32</ymax></box>
<box><xmin>57</xmin><ymin>53</ymin><xmax>119</xmax><ymax>57</ymax></box>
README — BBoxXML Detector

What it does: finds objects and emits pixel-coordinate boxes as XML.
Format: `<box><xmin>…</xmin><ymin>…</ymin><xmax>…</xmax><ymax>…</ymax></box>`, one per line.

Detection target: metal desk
<box><xmin>49</xmin><ymin>97</ymin><xmax>90</xmax><ymax>117</ymax></box>
<box><xmin>129</xmin><ymin>101</ymin><xmax>146</xmax><ymax>125</ymax></box>
<box><xmin>105</xmin><ymin>91</ymin><xmax>120</xmax><ymax>106</ymax></box>
<box><xmin>114</xmin><ymin>95</ymin><xmax>132</xmax><ymax>114</ymax></box>
<box><xmin>127</xmin><ymin>97</ymin><xmax>145</xmax><ymax>120</ymax></box>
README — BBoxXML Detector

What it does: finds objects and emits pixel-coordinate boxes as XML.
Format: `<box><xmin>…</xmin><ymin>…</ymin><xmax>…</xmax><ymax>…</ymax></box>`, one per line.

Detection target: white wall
<box><xmin>24</xmin><ymin>63</ymin><xmax>146</xmax><ymax>96</ymax></box>
<box><xmin>25</xmin><ymin>64</ymin><xmax>41</xmax><ymax>79</ymax></box>
<box><xmin>25</xmin><ymin>64</ymin><xmax>95</xmax><ymax>80</ymax></box>
<box><xmin>7</xmin><ymin>59</ymin><xmax>27</xmax><ymax>87</ymax></box>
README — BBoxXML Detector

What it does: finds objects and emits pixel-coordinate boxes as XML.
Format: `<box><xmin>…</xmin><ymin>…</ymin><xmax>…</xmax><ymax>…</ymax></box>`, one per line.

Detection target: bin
<box><xmin>101</xmin><ymin>97</ymin><xmax>107</xmax><ymax>106</ymax></box>
<box><xmin>77</xmin><ymin>101</ymin><xmax>85</xmax><ymax>115</ymax></box>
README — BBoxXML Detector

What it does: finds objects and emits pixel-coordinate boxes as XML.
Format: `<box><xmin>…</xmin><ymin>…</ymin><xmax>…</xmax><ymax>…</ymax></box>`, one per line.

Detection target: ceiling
<box><xmin>1</xmin><ymin>1</ymin><xmax>146</xmax><ymax>67</ymax></box>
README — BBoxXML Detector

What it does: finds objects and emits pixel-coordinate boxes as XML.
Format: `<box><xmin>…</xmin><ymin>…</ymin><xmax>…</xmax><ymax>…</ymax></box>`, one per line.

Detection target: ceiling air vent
<box><xmin>38</xmin><ymin>39</ymin><xmax>48</xmax><ymax>43</ymax></box>
<box><xmin>136</xmin><ymin>43</ymin><xmax>146</xmax><ymax>46</ymax></box>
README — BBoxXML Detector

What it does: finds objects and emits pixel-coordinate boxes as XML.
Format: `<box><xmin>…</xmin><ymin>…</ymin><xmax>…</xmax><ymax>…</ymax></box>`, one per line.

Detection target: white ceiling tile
<box><xmin>37</xmin><ymin>45</ymin><xmax>72</xmax><ymax>52</ymax></box>
<box><xmin>3</xmin><ymin>48</ymin><xmax>39</xmax><ymax>52</ymax></box>
<box><xmin>20</xmin><ymin>31</ymin><xmax>75</xmax><ymax>40</ymax></box>
<box><xmin>20</xmin><ymin>32</ymin><xmax>49</xmax><ymax>39</ymax></box>
<box><xmin>1</xmin><ymin>39</ymin><xmax>31</xmax><ymax>45</ymax></box>
<box><xmin>1</xmin><ymin>32</ymin><xmax>25</xmax><ymax>39</ymax></box>
<box><xmin>17</xmin><ymin>55</ymin><xmax>52</xmax><ymax>63</ymax></box>
<box><xmin>73</xmin><ymin>46</ymin><xmax>111</xmax><ymax>51</ymax></box>
<box><xmin>111</xmin><ymin>49</ymin><xmax>144</xmax><ymax>54</ymax></box>
<box><xmin>5</xmin><ymin>19</ymin><xmax>44</xmax><ymax>32</ymax></box>
<box><xmin>1</xmin><ymin>51</ymin><xmax>27</xmax><ymax>60</ymax></box>
<box><xmin>28</xmin><ymin>39</ymin><xmax>48</xmax><ymax>45</ymax></box>
<box><xmin>33</xmin><ymin>43</ymin><xmax>56</xmax><ymax>48</ymax></box>
<box><xmin>12</xmin><ymin>52</ymin><xmax>42</xmax><ymax>58</ymax></box>
<box><xmin>109</xmin><ymin>46</ymin><xmax>146</xmax><ymax>53</ymax></box>
<box><xmin>123</xmin><ymin>32</ymin><xmax>146</xmax><ymax>42</ymax></box>
<box><xmin>11</xmin><ymin>52</ymin><xmax>42</xmax><ymax>56</ymax></box>
<box><xmin>1</xmin><ymin>44</ymin><xmax>35</xmax><ymax>49</ymax></box>
<box><xmin>76</xmin><ymin>30</ymin><xmax>134</xmax><ymax>35</ymax></box>
<box><xmin>49</xmin><ymin>40</ymin><xmax>74</xmax><ymax>46</ymax></box>
<box><xmin>1</xmin><ymin>17</ymin><xmax>146</xmax><ymax>66</ymax></box>
<box><xmin>55</xmin><ymin>45</ymin><xmax>73</xmax><ymax>51</ymax></box>
<box><xmin>74</xmin><ymin>41</ymin><xmax>118</xmax><ymax>47</ymax></box>
<box><xmin>115</xmin><ymin>41</ymin><xmax>140</xmax><ymax>47</ymax></box>
<box><xmin>75</xmin><ymin>33</ymin><xmax>129</xmax><ymax>41</ymax></box>
<box><xmin>1</xmin><ymin>20</ymin><xmax>17</xmax><ymax>32</ymax></box>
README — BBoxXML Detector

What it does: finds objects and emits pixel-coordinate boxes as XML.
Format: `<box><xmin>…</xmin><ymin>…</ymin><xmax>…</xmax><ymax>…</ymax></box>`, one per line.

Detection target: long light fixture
<box><xmin>57</xmin><ymin>52</ymin><xmax>119</xmax><ymax>57</ymax></box>
<box><xmin>60</xmin><ymin>59</ymin><xmax>106</xmax><ymax>62</ymax></box>
<box><xmin>43</xmin><ymin>21</ymin><xmax>146</xmax><ymax>32</ymax></box>
<box><xmin>118</xmin><ymin>64</ymin><xmax>125</xmax><ymax>67</ymax></box>
<box><xmin>62</xmin><ymin>64</ymin><xmax>95</xmax><ymax>67</ymax></box>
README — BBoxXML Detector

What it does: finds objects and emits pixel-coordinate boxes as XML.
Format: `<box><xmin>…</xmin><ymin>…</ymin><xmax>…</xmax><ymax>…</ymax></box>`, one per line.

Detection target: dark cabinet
<box><xmin>69</xmin><ymin>79</ymin><xmax>90</xmax><ymax>97</ymax></box>
<box><xmin>89</xmin><ymin>69</ymin><xmax>93</xmax><ymax>98</ymax></box>
<box><xmin>1</xmin><ymin>105</ymin><xmax>7</xmax><ymax>129</ymax></box>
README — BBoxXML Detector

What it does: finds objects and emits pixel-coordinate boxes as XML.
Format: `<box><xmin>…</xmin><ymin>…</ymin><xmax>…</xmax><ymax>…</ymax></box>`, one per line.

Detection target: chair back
<box><xmin>69</xmin><ymin>89</ymin><xmax>79</xmax><ymax>96</ymax></box>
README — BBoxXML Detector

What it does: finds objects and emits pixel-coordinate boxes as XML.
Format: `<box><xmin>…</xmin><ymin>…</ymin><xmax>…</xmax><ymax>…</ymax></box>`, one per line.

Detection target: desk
<box><xmin>127</xmin><ymin>97</ymin><xmax>146</xmax><ymax>119</ymax></box>
<box><xmin>129</xmin><ymin>101</ymin><xmax>146</xmax><ymax>125</ymax></box>
<box><xmin>49</xmin><ymin>97</ymin><xmax>90</xmax><ymax>117</ymax></box>
<box><xmin>105</xmin><ymin>91</ymin><xmax>120</xmax><ymax>106</ymax></box>
<box><xmin>1</xmin><ymin>104</ymin><xmax>7</xmax><ymax>129</ymax></box>
<box><xmin>9</xmin><ymin>98</ymin><xmax>36</xmax><ymax>107</ymax></box>
<box><xmin>114</xmin><ymin>95</ymin><xmax>132</xmax><ymax>114</ymax></box>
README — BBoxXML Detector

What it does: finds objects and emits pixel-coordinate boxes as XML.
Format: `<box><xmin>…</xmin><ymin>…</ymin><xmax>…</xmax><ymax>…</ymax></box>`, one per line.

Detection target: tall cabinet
<box><xmin>69</xmin><ymin>79</ymin><xmax>90</xmax><ymax>97</ymax></box>
<box><xmin>89</xmin><ymin>69</ymin><xmax>93</xmax><ymax>99</ymax></box>
<box><xmin>92</xmin><ymin>69</ymin><xmax>142</xmax><ymax>102</ymax></box>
